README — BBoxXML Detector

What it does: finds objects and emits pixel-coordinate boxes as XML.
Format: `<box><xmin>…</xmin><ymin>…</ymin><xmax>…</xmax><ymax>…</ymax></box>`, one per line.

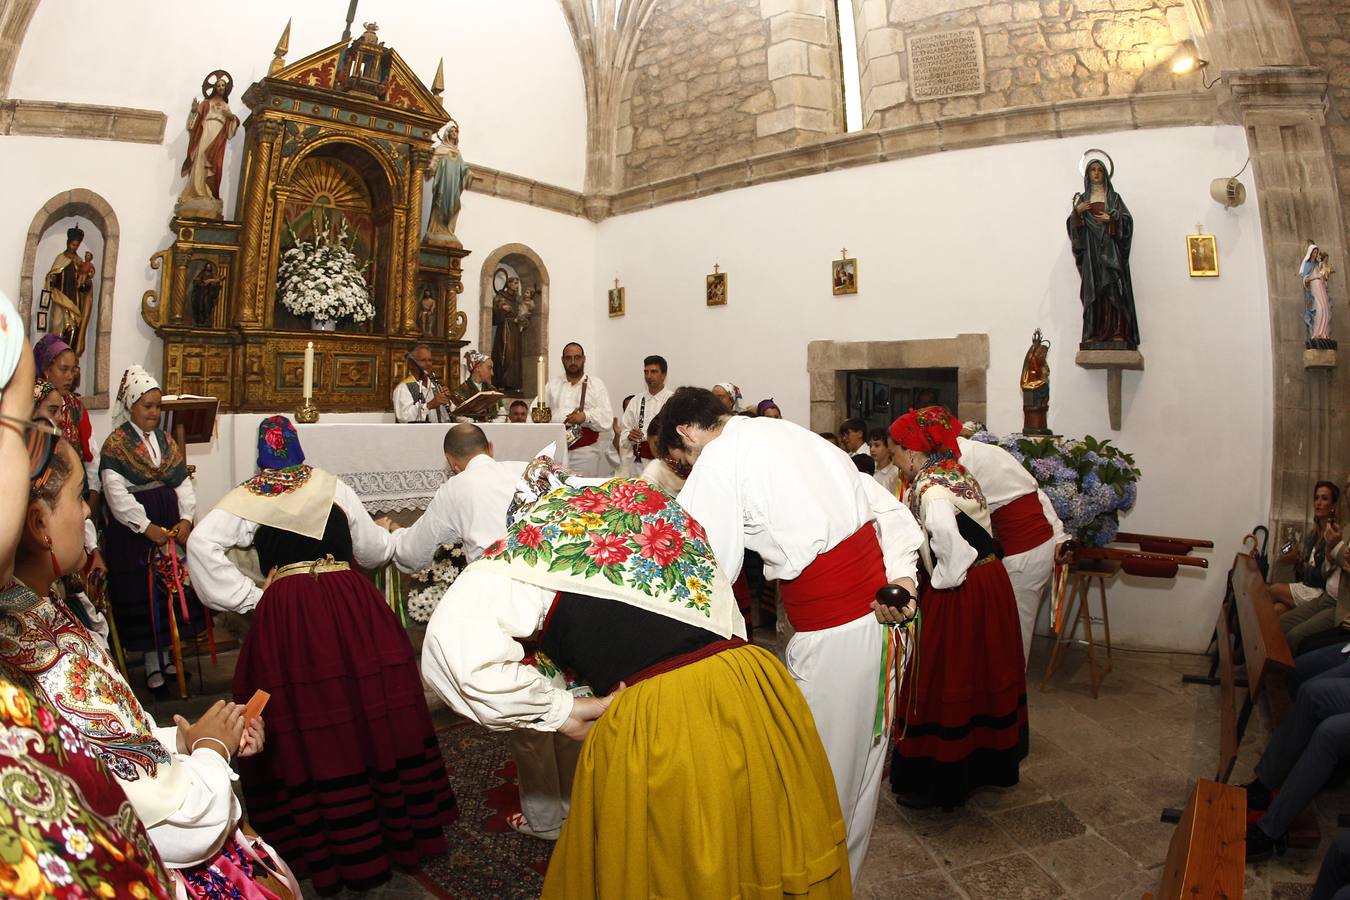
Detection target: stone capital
<box><xmin>1225</xmin><ymin>66</ymin><xmax>1329</xmax><ymax>122</ymax></box>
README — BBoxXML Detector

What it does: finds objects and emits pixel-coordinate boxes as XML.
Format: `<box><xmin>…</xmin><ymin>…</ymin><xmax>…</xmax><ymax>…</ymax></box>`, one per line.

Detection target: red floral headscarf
<box><xmin>888</xmin><ymin>406</ymin><xmax>962</xmax><ymax>460</ymax></box>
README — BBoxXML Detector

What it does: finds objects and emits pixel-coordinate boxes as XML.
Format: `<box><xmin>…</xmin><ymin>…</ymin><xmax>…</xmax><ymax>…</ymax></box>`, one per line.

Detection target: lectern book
<box><xmin>453</xmin><ymin>391</ymin><xmax>506</xmax><ymax>419</ymax></box>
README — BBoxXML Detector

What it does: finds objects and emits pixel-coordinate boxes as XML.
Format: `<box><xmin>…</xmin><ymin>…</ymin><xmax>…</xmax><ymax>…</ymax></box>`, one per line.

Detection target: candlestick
<box><xmin>303</xmin><ymin>342</ymin><xmax>314</xmax><ymax>400</ymax></box>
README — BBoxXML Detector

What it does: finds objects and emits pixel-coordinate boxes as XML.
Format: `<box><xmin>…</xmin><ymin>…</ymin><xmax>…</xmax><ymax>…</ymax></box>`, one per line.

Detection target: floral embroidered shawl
<box><xmin>98</xmin><ymin>422</ymin><xmax>189</xmax><ymax>489</ymax></box>
<box><xmin>0</xmin><ymin>581</ymin><xmax>186</xmax><ymax>828</ymax></box>
<box><xmin>478</xmin><ymin>462</ymin><xmax>745</xmax><ymax>640</ymax></box>
<box><xmin>907</xmin><ymin>458</ymin><xmax>994</xmax><ymax>572</ymax></box>
<box><xmin>0</xmin><ymin>675</ymin><xmax>171</xmax><ymax>898</ymax></box>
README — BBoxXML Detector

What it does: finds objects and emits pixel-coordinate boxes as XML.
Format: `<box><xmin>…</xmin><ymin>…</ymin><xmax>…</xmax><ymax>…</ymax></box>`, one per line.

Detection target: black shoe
<box><xmin>1241</xmin><ymin>778</ymin><xmax>1272</xmax><ymax>812</ymax></box>
<box><xmin>1246</xmin><ymin>823</ymin><xmax>1286</xmax><ymax>862</ymax></box>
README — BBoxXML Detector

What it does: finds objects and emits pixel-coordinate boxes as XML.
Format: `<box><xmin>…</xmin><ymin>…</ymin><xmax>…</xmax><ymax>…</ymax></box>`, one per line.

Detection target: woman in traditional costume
<box><xmin>185</xmin><ymin>416</ymin><xmax>458</xmax><ymax>894</ymax></box>
<box><xmin>32</xmin><ymin>377</ymin><xmax>61</xmax><ymax>420</ymax></box>
<box><xmin>888</xmin><ymin>407</ymin><xmax>1029</xmax><ymax>809</ymax></box>
<box><xmin>99</xmin><ymin>364</ymin><xmax>206</xmax><ymax>692</ymax></box>
<box><xmin>711</xmin><ymin>381</ymin><xmax>743</xmax><ymax>413</ymax></box>
<box><xmin>0</xmin><ymin>291</ymin><xmax>174</xmax><ymax>899</ymax></box>
<box><xmin>422</xmin><ymin>458</ymin><xmax>852</xmax><ymax>899</ymax></box>
<box><xmin>33</xmin><ymin>333</ymin><xmax>99</xmax><ymax>496</ymax></box>
<box><xmin>1</xmin><ymin>427</ymin><xmax>296</xmax><ymax>898</ymax></box>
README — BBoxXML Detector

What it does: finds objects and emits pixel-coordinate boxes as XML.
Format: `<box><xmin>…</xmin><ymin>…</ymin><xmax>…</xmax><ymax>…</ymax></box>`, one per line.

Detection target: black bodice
<box><xmin>255</xmin><ymin>505</ymin><xmax>354</xmax><ymax>573</ymax></box>
<box><xmin>539</xmin><ymin>592</ymin><xmax>722</xmax><ymax>696</ymax></box>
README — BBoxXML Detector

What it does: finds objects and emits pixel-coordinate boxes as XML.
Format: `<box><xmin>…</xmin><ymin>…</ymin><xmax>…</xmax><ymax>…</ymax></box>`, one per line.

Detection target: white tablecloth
<box><xmin>230</xmin><ymin>422</ymin><xmax>567</xmax><ymax>512</ymax></box>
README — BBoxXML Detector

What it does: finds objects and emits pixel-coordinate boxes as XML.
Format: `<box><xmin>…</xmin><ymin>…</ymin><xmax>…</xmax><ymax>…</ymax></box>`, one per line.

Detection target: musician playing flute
<box><xmin>393</xmin><ymin>344</ymin><xmax>453</xmax><ymax>423</ymax></box>
<box><xmin>544</xmin><ymin>342</ymin><xmax>613</xmax><ymax>476</ymax></box>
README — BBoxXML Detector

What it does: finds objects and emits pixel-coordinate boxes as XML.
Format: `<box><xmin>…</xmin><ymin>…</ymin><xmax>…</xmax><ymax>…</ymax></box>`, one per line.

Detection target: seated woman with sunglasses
<box><xmin>0</xmin><ymin>421</ymin><xmax>298</xmax><ymax>897</ymax></box>
<box><xmin>100</xmin><ymin>365</ymin><xmax>210</xmax><ymax>693</ymax></box>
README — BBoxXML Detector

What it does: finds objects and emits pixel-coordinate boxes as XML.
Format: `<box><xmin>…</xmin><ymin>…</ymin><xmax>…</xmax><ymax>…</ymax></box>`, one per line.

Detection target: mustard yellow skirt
<box><xmin>541</xmin><ymin>644</ymin><xmax>851</xmax><ymax>900</ymax></box>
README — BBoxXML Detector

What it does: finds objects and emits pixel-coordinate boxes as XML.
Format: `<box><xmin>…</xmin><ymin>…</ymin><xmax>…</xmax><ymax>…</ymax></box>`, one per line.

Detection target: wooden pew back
<box><xmin>1151</xmin><ymin>780</ymin><xmax>1246</xmax><ymax>900</ymax></box>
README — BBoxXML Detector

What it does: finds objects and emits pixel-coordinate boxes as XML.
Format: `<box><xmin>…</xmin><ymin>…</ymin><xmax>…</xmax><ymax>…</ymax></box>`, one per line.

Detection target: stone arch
<box><xmin>18</xmin><ymin>188</ymin><xmax>119</xmax><ymax>408</ymax></box>
<box><xmin>0</xmin><ymin>0</ymin><xmax>41</xmax><ymax>100</ymax></box>
<box><xmin>478</xmin><ymin>243</ymin><xmax>550</xmax><ymax>398</ymax></box>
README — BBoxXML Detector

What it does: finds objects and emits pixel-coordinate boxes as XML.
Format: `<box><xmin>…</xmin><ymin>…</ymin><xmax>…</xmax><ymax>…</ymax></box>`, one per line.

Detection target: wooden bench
<box><xmin>1184</xmin><ymin>553</ymin><xmax>1318</xmax><ymax>848</ymax></box>
<box><xmin>1145</xmin><ymin>779</ymin><xmax>1246</xmax><ymax>900</ymax></box>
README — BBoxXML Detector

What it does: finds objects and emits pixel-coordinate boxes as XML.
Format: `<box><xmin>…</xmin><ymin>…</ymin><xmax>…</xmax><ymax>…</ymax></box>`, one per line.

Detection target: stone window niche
<box><xmin>478</xmin><ymin>243</ymin><xmax>550</xmax><ymax>399</ymax></box>
<box><xmin>17</xmin><ymin>189</ymin><xmax>119</xmax><ymax>409</ymax></box>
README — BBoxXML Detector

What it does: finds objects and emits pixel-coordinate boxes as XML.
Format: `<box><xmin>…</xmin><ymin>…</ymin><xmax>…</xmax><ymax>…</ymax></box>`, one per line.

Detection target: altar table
<box><xmin>230</xmin><ymin>421</ymin><xmax>568</xmax><ymax>513</ymax></box>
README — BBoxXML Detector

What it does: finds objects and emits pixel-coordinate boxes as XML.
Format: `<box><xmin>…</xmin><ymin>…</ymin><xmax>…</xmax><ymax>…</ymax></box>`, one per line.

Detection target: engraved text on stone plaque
<box><xmin>908</xmin><ymin>27</ymin><xmax>985</xmax><ymax>101</ymax></box>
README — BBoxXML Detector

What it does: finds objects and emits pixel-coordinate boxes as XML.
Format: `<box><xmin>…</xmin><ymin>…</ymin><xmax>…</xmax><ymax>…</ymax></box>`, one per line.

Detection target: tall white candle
<box><xmin>537</xmin><ymin>355</ymin><xmax>545</xmax><ymax>398</ymax></box>
<box><xmin>303</xmin><ymin>342</ymin><xmax>314</xmax><ymax>400</ymax></box>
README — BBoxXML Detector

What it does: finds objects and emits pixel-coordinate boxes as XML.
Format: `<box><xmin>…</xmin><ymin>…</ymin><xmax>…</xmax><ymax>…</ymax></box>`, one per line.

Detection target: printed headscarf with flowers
<box><xmin>889</xmin><ymin>406</ymin><xmax>988</xmax><ymax>523</ymax></box>
<box><xmin>477</xmin><ymin>453</ymin><xmax>746</xmax><ymax>640</ymax></box>
<box><xmin>214</xmin><ymin>416</ymin><xmax>337</xmax><ymax>540</ymax></box>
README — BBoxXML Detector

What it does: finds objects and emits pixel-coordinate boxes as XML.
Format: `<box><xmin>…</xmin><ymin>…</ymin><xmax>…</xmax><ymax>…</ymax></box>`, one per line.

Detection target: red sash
<box><xmin>990</xmin><ymin>491</ymin><xmax>1054</xmax><ymax>557</ymax></box>
<box><xmin>778</xmin><ymin>524</ymin><xmax>886</xmax><ymax>632</ymax></box>
<box><xmin>569</xmin><ymin>427</ymin><xmax>599</xmax><ymax>450</ymax></box>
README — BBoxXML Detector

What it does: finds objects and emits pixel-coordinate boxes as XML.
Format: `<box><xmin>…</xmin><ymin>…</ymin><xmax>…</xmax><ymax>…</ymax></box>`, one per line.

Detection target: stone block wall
<box><xmin>851</xmin><ymin>0</ymin><xmax>1196</xmax><ymax>129</ymax></box>
<box><xmin>617</xmin><ymin>0</ymin><xmax>842</xmax><ymax>187</ymax></box>
<box><xmin>1290</xmin><ymin>1</ymin><xmax>1350</xmax><ymax>253</ymax></box>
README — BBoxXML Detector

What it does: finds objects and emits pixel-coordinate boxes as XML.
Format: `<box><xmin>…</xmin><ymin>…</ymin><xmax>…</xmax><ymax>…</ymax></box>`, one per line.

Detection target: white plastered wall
<box><xmin>591</xmin><ymin>125</ymin><xmax>1272</xmax><ymax>653</ymax></box>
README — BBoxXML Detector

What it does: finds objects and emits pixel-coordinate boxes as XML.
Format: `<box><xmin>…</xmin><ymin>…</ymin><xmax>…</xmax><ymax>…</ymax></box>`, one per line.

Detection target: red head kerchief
<box><xmin>888</xmin><ymin>406</ymin><xmax>962</xmax><ymax>460</ymax></box>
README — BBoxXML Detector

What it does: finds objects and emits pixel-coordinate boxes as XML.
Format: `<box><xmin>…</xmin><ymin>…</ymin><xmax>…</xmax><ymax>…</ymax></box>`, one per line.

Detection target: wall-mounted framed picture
<box><xmin>832</xmin><ymin>256</ymin><xmax>858</xmax><ymax>295</ymax></box>
<box><xmin>1187</xmin><ymin>233</ymin><xmax>1218</xmax><ymax>277</ymax></box>
<box><xmin>607</xmin><ymin>285</ymin><xmax>625</xmax><ymax>318</ymax></box>
<box><xmin>706</xmin><ymin>267</ymin><xmax>728</xmax><ymax>306</ymax></box>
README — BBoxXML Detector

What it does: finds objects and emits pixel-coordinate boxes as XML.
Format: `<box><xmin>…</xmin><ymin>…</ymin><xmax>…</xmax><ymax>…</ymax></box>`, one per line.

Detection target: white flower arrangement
<box><xmin>276</xmin><ymin>215</ymin><xmax>376</xmax><ymax>323</ymax></box>
<box><xmin>405</xmin><ymin>541</ymin><xmax>468</xmax><ymax>624</ymax></box>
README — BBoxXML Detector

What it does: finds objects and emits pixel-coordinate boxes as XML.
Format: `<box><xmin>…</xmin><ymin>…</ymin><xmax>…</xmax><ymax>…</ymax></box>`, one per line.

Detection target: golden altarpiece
<box><xmin>142</xmin><ymin>28</ymin><xmax>468</xmax><ymax>411</ymax></box>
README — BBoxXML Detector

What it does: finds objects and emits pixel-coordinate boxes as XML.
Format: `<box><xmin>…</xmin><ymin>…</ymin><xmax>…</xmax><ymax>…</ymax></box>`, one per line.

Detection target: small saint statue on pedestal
<box><xmin>1020</xmin><ymin>329</ymin><xmax>1051</xmax><ymax>435</ymax></box>
<box><xmin>425</xmin><ymin>119</ymin><xmax>473</xmax><ymax>247</ymax></box>
<box><xmin>189</xmin><ymin>261</ymin><xmax>225</xmax><ymax>326</ymax></box>
<box><xmin>1068</xmin><ymin>154</ymin><xmax>1139</xmax><ymax>350</ymax></box>
<box><xmin>418</xmin><ymin>288</ymin><xmax>437</xmax><ymax>338</ymax></box>
<box><xmin>1301</xmin><ymin>240</ymin><xmax>1337</xmax><ymax>350</ymax></box>
<box><xmin>176</xmin><ymin>70</ymin><xmax>240</xmax><ymax>220</ymax></box>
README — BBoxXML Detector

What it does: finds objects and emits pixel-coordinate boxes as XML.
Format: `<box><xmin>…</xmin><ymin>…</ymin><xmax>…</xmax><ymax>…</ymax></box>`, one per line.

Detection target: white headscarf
<box><xmin>112</xmin><ymin>364</ymin><xmax>160</xmax><ymax>429</ymax></box>
<box><xmin>0</xmin><ymin>290</ymin><xmax>23</xmax><ymax>392</ymax></box>
<box><xmin>714</xmin><ymin>381</ymin><xmax>743</xmax><ymax>413</ymax></box>
<box><xmin>1299</xmin><ymin>243</ymin><xmax>1320</xmax><ymax>275</ymax></box>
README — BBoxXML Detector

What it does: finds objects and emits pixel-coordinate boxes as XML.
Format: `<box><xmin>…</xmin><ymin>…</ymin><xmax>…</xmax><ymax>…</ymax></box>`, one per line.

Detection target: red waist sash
<box><xmin>990</xmin><ymin>491</ymin><xmax>1054</xmax><ymax>556</ymax></box>
<box><xmin>778</xmin><ymin>524</ymin><xmax>886</xmax><ymax>632</ymax></box>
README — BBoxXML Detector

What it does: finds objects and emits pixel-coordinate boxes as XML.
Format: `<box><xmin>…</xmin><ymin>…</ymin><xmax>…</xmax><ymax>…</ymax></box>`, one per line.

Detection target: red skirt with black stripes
<box><xmin>234</xmin><ymin>568</ymin><xmax>458</xmax><ymax>894</ymax></box>
<box><xmin>890</xmin><ymin>558</ymin><xmax>1029</xmax><ymax>807</ymax></box>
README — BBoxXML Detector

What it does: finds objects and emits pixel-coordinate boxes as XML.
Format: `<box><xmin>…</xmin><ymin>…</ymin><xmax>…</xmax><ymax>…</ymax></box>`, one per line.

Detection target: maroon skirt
<box><xmin>234</xmin><ymin>567</ymin><xmax>458</xmax><ymax>894</ymax></box>
<box><xmin>891</xmin><ymin>559</ymin><xmax>1029</xmax><ymax>807</ymax></box>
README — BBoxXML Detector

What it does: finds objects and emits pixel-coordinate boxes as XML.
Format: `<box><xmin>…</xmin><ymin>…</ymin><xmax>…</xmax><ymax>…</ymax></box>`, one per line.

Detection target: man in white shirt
<box><xmin>544</xmin><ymin>342</ymin><xmax>612</xmax><ymax>477</ymax></box>
<box><xmin>387</xmin><ymin>423</ymin><xmax>577</xmax><ymax>841</ymax></box>
<box><xmin>391</xmin><ymin>424</ymin><xmax>527</xmax><ymax>569</ymax></box>
<box><xmin>868</xmin><ymin>427</ymin><xmax>900</xmax><ymax>496</ymax></box>
<box><xmin>839</xmin><ymin>417</ymin><xmax>869</xmax><ymax>460</ymax></box>
<box><xmin>617</xmin><ymin>355</ymin><xmax>672</xmax><ymax>477</ymax></box>
<box><xmin>661</xmin><ymin>387</ymin><xmax>923</xmax><ymax>881</ymax></box>
<box><xmin>392</xmin><ymin>344</ymin><xmax>452</xmax><ymax>423</ymax></box>
<box><xmin>956</xmin><ymin>434</ymin><xmax>1067</xmax><ymax>664</ymax></box>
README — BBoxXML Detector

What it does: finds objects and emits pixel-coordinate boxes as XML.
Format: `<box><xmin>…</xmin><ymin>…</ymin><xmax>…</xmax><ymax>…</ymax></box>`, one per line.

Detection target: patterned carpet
<box><xmin>412</xmin><ymin>722</ymin><xmax>552</xmax><ymax>899</ymax></box>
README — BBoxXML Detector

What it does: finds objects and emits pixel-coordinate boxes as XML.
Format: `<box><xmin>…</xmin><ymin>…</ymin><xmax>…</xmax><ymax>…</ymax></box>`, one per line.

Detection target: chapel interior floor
<box><xmin>135</xmin><ymin>621</ymin><xmax>1336</xmax><ymax>899</ymax></box>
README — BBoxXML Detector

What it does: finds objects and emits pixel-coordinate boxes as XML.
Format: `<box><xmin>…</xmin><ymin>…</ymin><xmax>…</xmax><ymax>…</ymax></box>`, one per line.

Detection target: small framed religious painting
<box><xmin>607</xmin><ymin>286</ymin><xmax>625</xmax><ymax>318</ymax></box>
<box><xmin>832</xmin><ymin>257</ymin><xmax>858</xmax><ymax>295</ymax></box>
<box><xmin>1187</xmin><ymin>233</ymin><xmax>1218</xmax><ymax>277</ymax></box>
<box><xmin>706</xmin><ymin>269</ymin><xmax>728</xmax><ymax>306</ymax></box>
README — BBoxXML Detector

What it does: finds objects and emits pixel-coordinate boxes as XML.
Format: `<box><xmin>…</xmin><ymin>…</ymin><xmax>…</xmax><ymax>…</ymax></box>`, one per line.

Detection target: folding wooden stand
<box><xmin>1040</xmin><ymin>560</ymin><xmax>1116</xmax><ymax>698</ymax></box>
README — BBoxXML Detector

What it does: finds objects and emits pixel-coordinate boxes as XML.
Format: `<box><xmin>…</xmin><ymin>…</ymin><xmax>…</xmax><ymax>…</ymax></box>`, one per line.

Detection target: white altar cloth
<box><xmin>229</xmin><ymin>421</ymin><xmax>567</xmax><ymax>512</ymax></box>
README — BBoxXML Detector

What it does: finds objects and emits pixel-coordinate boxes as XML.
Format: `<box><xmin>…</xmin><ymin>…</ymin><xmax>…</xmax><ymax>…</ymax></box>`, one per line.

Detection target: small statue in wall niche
<box><xmin>177</xmin><ymin>70</ymin><xmax>240</xmax><ymax>219</ymax></box>
<box><xmin>1300</xmin><ymin>240</ymin><xmax>1338</xmax><ymax>350</ymax></box>
<box><xmin>1068</xmin><ymin>152</ymin><xmax>1139</xmax><ymax>350</ymax></box>
<box><xmin>44</xmin><ymin>225</ymin><xmax>94</xmax><ymax>356</ymax></box>
<box><xmin>425</xmin><ymin>119</ymin><xmax>473</xmax><ymax>247</ymax></box>
<box><xmin>1020</xmin><ymin>328</ymin><xmax>1052</xmax><ymax>436</ymax></box>
<box><xmin>190</xmin><ymin>261</ymin><xmax>225</xmax><ymax>326</ymax></box>
<box><xmin>418</xmin><ymin>288</ymin><xmax>437</xmax><ymax>338</ymax></box>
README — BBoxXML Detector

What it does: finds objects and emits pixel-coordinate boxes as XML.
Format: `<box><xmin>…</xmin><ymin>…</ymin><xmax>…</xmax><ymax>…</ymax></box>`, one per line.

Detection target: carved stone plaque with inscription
<box><xmin>908</xmin><ymin>27</ymin><xmax>985</xmax><ymax>101</ymax></box>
